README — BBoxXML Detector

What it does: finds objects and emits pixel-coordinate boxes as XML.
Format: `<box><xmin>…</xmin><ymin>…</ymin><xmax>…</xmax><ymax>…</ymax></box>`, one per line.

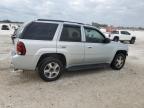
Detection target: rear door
<box><xmin>57</xmin><ymin>24</ymin><xmax>84</xmax><ymax>67</ymax></box>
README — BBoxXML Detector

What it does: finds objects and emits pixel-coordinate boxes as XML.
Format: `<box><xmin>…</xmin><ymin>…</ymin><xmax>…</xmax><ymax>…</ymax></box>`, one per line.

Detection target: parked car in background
<box><xmin>109</xmin><ymin>30</ymin><xmax>136</xmax><ymax>44</ymax></box>
<box><xmin>0</xmin><ymin>24</ymin><xmax>15</xmax><ymax>36</ymax></box>
<box><xmin>102</xmin><ymin>32</ymin><xmax>111</xmax><ymax>38</ymax></box>
<box><xmin>11</xmin><ymin>19</ymin><xmax>128</xmax><ymax>81</ymax></box>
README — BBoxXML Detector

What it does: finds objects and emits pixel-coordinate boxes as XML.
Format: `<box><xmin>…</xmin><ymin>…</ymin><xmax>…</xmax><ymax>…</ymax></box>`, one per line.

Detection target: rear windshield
<box><xmin>20</xmin><ymin>22</ymin><xmax>58</xmax><ymax>40</ymax></box>
<box><xmin>111</xmin><ymin>31</ymin><xmax>119</xmax><ymax>34</ymax></box>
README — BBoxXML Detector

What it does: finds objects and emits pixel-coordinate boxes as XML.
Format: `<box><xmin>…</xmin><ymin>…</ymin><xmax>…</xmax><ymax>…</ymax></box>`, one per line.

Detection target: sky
<box><xmin>0</xmin><ymin>0</ymin><xmax>144</xmax><ymax>27</ymax></box>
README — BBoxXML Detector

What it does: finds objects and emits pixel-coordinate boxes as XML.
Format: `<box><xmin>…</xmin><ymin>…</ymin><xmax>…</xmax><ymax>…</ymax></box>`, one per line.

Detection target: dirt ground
<box><xmin>0</xmin><ymin>30</ymin><xmax>144</xmax><ymax>108</ymax></box>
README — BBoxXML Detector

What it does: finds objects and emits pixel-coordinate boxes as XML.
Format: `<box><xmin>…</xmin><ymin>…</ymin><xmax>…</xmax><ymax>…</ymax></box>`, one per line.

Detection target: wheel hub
<box><xmin>115</xmin><ymin>56</ymin><xmax>124</xmax><ymax>68</ymax></box>
<box><xmin>44</xmin><ymin>62</ymin><xmax>60</xmax><ymax>78</ymax></box>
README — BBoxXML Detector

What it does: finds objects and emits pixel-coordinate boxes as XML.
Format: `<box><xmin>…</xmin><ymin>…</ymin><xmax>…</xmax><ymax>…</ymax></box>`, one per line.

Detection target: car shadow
<box><xmin>7</xmin><ymin>70</ymin><xmax>41</xmax><ymax>85</ymax></box>
<box><xmin>8</xmin><ymin>66</ymin><xmax>112</xmax><ymax>84</ymax></box>
<box><xmin>62</xmin><ymin>66</ymin><xmax>112</xmax><ymax>79</ymax></box>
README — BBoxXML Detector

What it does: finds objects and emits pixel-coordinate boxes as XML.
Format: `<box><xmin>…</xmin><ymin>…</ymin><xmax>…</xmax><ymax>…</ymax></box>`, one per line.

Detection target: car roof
<box><xmin>37</xmin><ymin>19</ymin><xmax>84</xmax><ymax>25</ymax></box>
<box><xmin>33</xmin><ymin>19</ymin><xmax>101</xmax><ymax>32</ymax></box>
<box><xmin>35</xmin><ymin>19</ymin><xmax>94</xmax><ymax>27</ymax></box>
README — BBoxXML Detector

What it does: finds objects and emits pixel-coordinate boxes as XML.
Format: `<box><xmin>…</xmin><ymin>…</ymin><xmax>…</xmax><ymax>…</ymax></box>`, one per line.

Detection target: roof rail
<box><xmin>37</xmin><ymin>19</ymin><xmax>84</xmax><ymax>25</ymax></box>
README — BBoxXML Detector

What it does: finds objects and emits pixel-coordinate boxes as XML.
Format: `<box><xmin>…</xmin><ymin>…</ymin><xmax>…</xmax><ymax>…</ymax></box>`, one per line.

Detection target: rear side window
<box><xmin>60</xmin><ymin>25</ymin><xmax>81</xmax><ymax>42</ymax></box>
<box><xmin>121</xmin><ymin>31</ymin><xmax>130</xmax><ymax>35</ymax></box>
<box><xmin>111</xmin><ymin>31</ymin><xmax>119</xmax><ymax>34</ymax></box>
<box><xmin>21</xmin><ymin>22</ymin><xmax>58</xmax><ymax>40</ymax></box>
<box><xmin>121</xmin><ymin>31</ymin><xmax>126</xmax><ymax>34</ymax></box>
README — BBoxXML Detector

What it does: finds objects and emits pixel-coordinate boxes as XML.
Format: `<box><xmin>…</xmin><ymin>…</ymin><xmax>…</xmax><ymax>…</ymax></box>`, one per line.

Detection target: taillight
<box><xmin>16</xmin><ymin>41</ymin><xmax>26</xmax><ymax>55</ymax></box>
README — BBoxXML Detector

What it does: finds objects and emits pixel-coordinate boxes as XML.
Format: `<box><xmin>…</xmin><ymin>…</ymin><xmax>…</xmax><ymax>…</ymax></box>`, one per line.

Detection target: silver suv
<box><xmin>11</xmin><ymin>19</ymin><xmax>128</xmax><ymax>81</ymax></box>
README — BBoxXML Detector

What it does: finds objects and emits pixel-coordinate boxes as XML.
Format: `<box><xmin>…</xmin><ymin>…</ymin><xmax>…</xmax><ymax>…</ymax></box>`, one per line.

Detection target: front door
<box><xmin>83</xmin><ymin>27</ymin><xmax>111</xmax><ymax>64</ymax></box>
<box><xmin>120</xmin><ymin>31</ymin><xmax>131</xmax><ymax>40</ymax></box>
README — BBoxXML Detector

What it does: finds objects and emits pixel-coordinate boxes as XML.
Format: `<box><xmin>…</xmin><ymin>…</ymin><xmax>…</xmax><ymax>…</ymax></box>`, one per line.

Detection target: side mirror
<box><xmin>104</xmin><ymin>38</ymin><xmax>111</xmax><ymax>43</ymax></box>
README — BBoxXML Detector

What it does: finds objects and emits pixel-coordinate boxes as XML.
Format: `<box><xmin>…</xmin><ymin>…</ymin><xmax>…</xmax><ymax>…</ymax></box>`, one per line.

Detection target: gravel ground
<box><xmin>0</xmin><ymin>31</ymin><xmax>144</xmax><ymax>108</ymax></box>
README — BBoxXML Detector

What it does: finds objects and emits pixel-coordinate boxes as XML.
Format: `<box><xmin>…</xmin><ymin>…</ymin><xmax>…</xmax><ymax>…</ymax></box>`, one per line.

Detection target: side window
<box><xmin>21</xmin><ymin>22</ymin><xmax>58</xmax><ymax>40</ymax></box>
<box><xmin>84</xmin><ymin>27</ymin><xmax>105</xmax><ymax>43</ymax></box>
<box><xmin>111</xmin><ymin>31</ymin><xmax>119</xmax><ymax>34</ymax></box>
<box><xmin>121</xmin><ymin>31</ymin><xmax>130</xmax><ymax>35</ymax></box>
<box><xmin>1</xmin><ymin>25</ymin><xmax>9</xmax><ymax>30</ymax></box>
<box><xmin>60</xmin><ymin>25</ymin><xmax>81</xmax><ymax>42</ymax></box>
<box><xmin>121</xmin><ymin>31</ymin><xmax>126</xmax><ymax>35</ymax></box>
<box><xmin>125</xmin><ymin>31</ymin><xmax>131</xmax><ymax>35</ymax></box>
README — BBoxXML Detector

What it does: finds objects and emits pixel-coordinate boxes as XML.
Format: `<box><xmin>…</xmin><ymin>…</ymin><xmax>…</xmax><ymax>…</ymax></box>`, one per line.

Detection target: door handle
<box><xmin>87</xmin><ymin>46</ymin><xmax>92</xmax><ymax>48</ymax></box>
<box><xmin>61</xmin><ymin>46</ymin><xmax>66</xmax><ymax>48</ymax></box>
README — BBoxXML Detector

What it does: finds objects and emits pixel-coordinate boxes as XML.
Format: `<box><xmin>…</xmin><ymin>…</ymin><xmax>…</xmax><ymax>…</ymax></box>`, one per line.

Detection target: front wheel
<box><xmin>130</xmin><ymin>38</ymin><xmax>135</xmax><ymax>44</ymax></box>
<box><xmin>38</xmin><ymin>57</ymin><xmax>63</xmax><ymax>81</ymax></box>
<box><xmin>111</xmin><ymin>53</ymin><xmax>126</xmax><ymax>70</ymax></box>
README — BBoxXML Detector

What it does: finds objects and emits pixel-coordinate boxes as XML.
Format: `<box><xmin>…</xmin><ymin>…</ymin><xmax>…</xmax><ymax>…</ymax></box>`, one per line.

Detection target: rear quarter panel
<box><xmin>22</xmin><ymin>39</ymin><xmax>57</xmax><ymax>69</ymax></box>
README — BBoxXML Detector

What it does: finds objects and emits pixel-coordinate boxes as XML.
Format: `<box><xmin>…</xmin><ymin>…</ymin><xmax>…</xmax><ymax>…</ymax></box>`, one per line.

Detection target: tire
<box><xmin>130</xmin><ymin>38</ymin><xmax>135</xmax><ymax>44</ymax></box>
<box><xmin>111</xmin><ymin>53</ymin><xmax>126</xmax><ymax>70</ymax></box>
<box><xmin>38</xmin><ymin>57</ymin><xmax>63</xmax><ymax>81</ymax></box>
<box><xmin>113</xmin><ymin>37</ymin><xmax>119</xmax><ymax>42</ymax></box>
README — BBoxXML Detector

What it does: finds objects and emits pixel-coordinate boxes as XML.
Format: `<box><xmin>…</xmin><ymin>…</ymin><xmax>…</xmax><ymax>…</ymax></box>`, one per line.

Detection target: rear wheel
<box><xmin>130</xmin><ymin>38</ymin><xmax>135</xmax><ymax>44</ymax></box>
<box><xmin>113</xmin><ymin>37</ymin><xmax>119</xmax><ymax>42</ymax></box>
<box><xmin>38</xmin><ymin>57</ymin><xmax>63</xmax><ymax>81</ymax></box>
<box><xmin>111</xmin><ymin>53</ymin><xmax>126</xmax><ymax>70</ymax></box>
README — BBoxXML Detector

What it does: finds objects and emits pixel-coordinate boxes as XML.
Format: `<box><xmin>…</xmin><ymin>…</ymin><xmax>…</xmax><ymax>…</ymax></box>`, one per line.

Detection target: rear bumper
<box><xmin>11</xmin><ymin>50</ymin><xmax>36</xmax><ymax>70</ymax></box>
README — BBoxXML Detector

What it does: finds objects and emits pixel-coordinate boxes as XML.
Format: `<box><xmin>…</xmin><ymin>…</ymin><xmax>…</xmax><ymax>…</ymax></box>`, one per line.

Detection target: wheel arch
<box><xmin>110</xmin><ymin>50</ymin><xmax>128</xmax><ymax>63</ymax></box>
<box><xmin>114</xmin><ymin>36</ymin><xmax>119</xmax><ymax>39</ymax></box>
<box><xmin>115</xmin><ymin>50</ymin><xmax>128</xmax><ymax>57</ymax></box>
<box><xmin>36</xmin><ymin>53</ymin><xmax>67</xmax><ymax>69</ymax></box>
<box><xmin>113</xmin><ymin>36</ymin><xmax>119</xmax><ymax>41</ymax></box>
<box><xmin>131</xmin><ymin>37</ymin><xmax>136</xmax><ymax>40</ymax></box>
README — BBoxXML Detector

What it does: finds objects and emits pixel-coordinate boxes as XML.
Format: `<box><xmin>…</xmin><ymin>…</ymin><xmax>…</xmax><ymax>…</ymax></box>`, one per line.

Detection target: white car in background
<box><xmin>103</xmin><ymin>32</ymin><xmax>111</xmax><ymax>38</ymax></box>
<box><xmin>0</xmin><ymin>24</ymin><xmax>15</xmax><ymax>36</ymax></box>
<box><xmin>109</xmin><ymin>30</ymin><xmax>136</xmax><ymax>44</ymax></box>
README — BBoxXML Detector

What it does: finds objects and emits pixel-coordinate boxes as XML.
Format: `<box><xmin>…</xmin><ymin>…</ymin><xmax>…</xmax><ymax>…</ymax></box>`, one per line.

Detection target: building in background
<box><xmin>106</xmin><ymin>25</ymin><xmax>117</xmax><ymax>32</ymax></box>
